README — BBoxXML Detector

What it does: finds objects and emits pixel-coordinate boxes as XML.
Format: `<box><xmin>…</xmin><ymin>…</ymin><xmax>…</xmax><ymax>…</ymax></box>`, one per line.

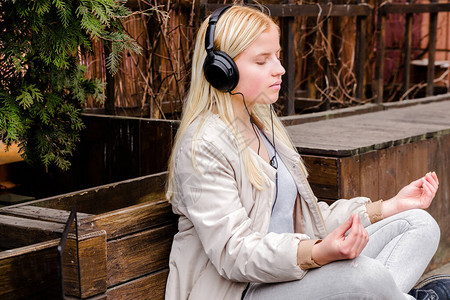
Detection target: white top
<box><xmin>259</xmin><ymin>129</ymin><xmax>298</xmax><ymax>234</ymax></box>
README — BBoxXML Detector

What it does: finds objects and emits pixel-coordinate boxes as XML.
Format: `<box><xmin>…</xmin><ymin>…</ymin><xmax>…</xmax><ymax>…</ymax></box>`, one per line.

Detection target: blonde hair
<box><xmin>166</xmin><ymin>4</ymin><xmax>307</xmax><ymax>201</ymax></box>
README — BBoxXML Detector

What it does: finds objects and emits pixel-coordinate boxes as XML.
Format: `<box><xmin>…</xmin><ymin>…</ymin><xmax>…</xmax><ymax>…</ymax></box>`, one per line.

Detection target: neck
<box><xmin>230</xmin><ymin>92</ymin><xmax>253</xmax><ymax>128</ymax></box>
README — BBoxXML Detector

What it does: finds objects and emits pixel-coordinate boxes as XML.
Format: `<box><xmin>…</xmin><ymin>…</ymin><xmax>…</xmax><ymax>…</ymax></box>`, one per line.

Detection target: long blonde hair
<box><xmin>166</xmin><ymin>4</ymin><xmax>307</xmax><ymax>201</ymax></box>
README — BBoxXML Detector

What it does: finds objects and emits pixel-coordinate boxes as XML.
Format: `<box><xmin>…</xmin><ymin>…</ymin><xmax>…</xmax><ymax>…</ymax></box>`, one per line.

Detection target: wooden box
<box><xmin>0</xmin><ymin>172</ymin><xmax>176</xmax><ymax>299</ymax></box>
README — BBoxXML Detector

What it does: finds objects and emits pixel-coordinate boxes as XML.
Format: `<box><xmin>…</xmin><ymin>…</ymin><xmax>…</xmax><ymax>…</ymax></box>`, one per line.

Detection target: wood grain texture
<box><xmin>107</xmin><ymin>224</ymin><xmax>177</xmax><ymax>287</ymax></box>
<box><xmin>79</xmin><ymin>200</ymin><xmax>176</xmax><ymax>240</ymax></box>
<box><xmin>0</xmin><ymin>215</ymin><xmax>63</xmax><ymax>249</ymax></box>
<box><xmin>107</xmin><ymin>269</ymin><xmax>168</xmax><ymax>300</ymax></box>
<box><xmin>63</xmin><ymin>230</ymin><xmax>107</xmax><ymax>298</ymax></box>
<box><xmin>377</xmin><ymin>146</ymin><xmax>397</xmax><ymax>201</ymax></box>
<box><xmin>302</xmin><ymin>155</ymin><xmax>338</xmax><ymax>199</ymax></box>
<box><xmin>0</xmin><ymin>205</ymin><xmax>92</xmax><ymax>224</ymax></box>
<box><xmin>339</xmin><ymin>155</ymin><xmax>361</xmax><ymax>199</ymax></box>
<box><xmin>359</xmin><ymin>151</ymin><xmax>379</xmax><ymax>201</ymax></box>
<box><xmin>0</xmin><ymin>240</ymin><xmax>61</xmax><ymax>299</ymax></box>
<box><xmin>289</xmin><ymin>101</ymin><xmax>450</xmax><ymax>156</ymax></box>
<box><xmin>0</xmin><ymin>172</ymin><xmax>167</xmax><ymax>215</ymax></box>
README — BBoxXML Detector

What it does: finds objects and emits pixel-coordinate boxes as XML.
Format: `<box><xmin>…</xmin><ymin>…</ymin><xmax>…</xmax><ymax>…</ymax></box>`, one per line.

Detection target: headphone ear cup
<box><xmin>203</xmin><ymin>51</ymin><xmax>239</xmax><ymax>92</ymax></box>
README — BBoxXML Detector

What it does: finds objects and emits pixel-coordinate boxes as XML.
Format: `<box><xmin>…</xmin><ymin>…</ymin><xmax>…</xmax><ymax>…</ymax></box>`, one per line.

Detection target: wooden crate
<box><xmin>0</xmin><ymin>172</ymin><xmax>176</xmax><ymax>299</ymax></box>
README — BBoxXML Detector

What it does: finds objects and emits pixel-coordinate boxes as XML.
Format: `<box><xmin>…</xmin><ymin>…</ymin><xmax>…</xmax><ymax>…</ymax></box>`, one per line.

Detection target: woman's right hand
<box><xmin>311</xmin><ymin>214</ymin><xmax>369</xmax><ymax>266</ymax></box>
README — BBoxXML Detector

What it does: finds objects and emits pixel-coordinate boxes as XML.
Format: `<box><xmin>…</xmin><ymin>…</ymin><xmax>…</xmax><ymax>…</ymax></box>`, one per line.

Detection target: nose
<box><xmin>273</xmin><ymin>58</ymin><xmax>285</xmax><ymax>77</ymax></box>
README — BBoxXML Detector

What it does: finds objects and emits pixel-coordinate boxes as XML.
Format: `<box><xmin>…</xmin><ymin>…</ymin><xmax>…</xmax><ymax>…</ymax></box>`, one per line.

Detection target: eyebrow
<box><xmin>255</xmin><ymin>49</ymin><xmax>282</xmax><ymax>57</ymax></box>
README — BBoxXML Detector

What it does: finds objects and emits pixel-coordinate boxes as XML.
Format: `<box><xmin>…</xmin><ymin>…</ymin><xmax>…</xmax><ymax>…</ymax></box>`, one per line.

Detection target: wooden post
<box><xmin>63</xmin><ymin>230</ymin><xmax>107</xmax><ymax>298</ymax></box>
<box><xmin>322</xmin><ymin>15</ymin><xmax>331</xmax><ymax>111</ymax></box>
<box><xmin>427</xmin><ymin>0</ymin><xmax>438</xmax><ymax>96</ymax></box>
<box><xmin>281</xmin><ymin>14</ymin><xmax>296</xmax><ymax>116</ymax></box>
<box><xmin>375</xmin><ymin>9</ymin><xmax>386</xmax><ymax>104</ymax></box>
<box><xmin>355</xmin><ymin>10</ymin><xmax>367</xmax><ymax>101</ymax></box>
<box><xmin>403</xmin><ymin>1</ymin><xmax>413</xmax><ymax>99</ymax></box>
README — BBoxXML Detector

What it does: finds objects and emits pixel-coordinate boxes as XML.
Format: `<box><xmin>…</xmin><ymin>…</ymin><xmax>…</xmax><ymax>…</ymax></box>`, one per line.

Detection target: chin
<box><xmin>255</xmin><ymin>92</ymin><xmax>279</xmax><ymax>105</ymax></box>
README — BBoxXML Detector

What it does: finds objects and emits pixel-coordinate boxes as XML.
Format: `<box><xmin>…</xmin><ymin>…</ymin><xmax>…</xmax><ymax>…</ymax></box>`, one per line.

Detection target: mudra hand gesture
<box><xmin>311</xmin><ymin>172</ymin><xmax>439</xmax><ymax>266</ymax></box>
<box><xmin>383</xmin><ymin>171</ymin><xmax>439</xmax><ymax>218</ymax></box>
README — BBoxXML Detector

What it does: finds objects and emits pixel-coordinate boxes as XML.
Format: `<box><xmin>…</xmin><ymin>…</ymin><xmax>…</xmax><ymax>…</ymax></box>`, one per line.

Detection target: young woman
<box><xmin>165</xmin><ymin>4</ymin><xmax>440</xmax><ymax>299</ymax></box>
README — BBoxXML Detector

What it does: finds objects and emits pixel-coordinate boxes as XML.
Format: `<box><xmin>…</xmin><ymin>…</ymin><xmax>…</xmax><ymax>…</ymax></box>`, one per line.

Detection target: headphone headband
<box><xmin>203</xmin><ymin>5</ymin><xmax>239</xmax><ymax>92</ymax></box>
<box><xmin>205</xmin><ymin>6</ymin><xmax>232</xmax><ymax>53</ymax></box>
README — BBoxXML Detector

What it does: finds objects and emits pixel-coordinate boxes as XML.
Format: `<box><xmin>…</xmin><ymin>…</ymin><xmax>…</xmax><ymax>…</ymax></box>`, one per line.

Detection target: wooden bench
<box><xmin>0</xmin><ymin>172</ymin><xmax>176</xmax><ymax>299</ymax></box>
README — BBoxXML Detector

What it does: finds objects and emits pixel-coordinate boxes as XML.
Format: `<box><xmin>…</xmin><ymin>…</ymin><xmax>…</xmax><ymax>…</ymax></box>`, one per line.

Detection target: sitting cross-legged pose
<box><xmin>165</xmin><ymin>4</ymin><xmax>441</xmax><ymax>299</ymax></box>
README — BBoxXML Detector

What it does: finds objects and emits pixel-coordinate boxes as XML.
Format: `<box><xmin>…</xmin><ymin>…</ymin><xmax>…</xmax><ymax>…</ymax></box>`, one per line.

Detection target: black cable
<box><xmin>229</xmin><ymin>91</ymin><xmax>261</xmax><ymax>155</ymax></box>
<box><xmin>269</xmin><ymin>104</ymin><xmax>278</xmax><ymax>170</ymax></box>
<box><xmin>229</xmin><ymin>91</ymin><xmax>279</xmax><ymax>208</ymax></box>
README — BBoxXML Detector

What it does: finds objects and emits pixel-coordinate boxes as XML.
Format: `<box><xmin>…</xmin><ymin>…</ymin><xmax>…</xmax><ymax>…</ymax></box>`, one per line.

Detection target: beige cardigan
<box><xmin>165</xmin><ymin>114</ymin><xmax>381</xmax><ymax>300</ymax></box>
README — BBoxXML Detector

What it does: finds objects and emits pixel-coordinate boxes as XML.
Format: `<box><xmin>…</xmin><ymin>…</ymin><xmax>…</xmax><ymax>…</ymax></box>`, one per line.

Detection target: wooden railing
<box><xmin>204</xmin><ymin>2</ymin><xmax>372</xmax><ymax>114</ymax></box>
<box><xmin>203</xmin><ymin>1</ymin><xmax>450</xmax><ymax>115</ymax></box>
<box><xmin>375</xmin><ymin>2</ymin><xmax>450</xmax><ymax>103</ymax></box>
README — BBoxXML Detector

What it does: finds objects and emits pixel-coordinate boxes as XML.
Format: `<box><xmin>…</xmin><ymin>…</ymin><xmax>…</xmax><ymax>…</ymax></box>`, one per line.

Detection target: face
<box><xmin>231</xmin><ymin>25</ymin><xmax>285</xmax><ymax>107</ymax></box>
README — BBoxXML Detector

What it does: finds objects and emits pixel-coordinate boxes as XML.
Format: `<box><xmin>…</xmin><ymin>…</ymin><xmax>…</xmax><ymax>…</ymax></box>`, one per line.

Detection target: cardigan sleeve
<box><xmin>317</xmin><ymin>197</ymin><xmax>379</xmax><ymax>232</ymax></box>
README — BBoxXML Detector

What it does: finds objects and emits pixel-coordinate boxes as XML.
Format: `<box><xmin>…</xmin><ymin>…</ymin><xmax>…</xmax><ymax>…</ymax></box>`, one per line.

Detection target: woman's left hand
<box><xmin>383</xmin><ymin>172</ymin><xmax>439</xmax><ymax>218</ymax></box>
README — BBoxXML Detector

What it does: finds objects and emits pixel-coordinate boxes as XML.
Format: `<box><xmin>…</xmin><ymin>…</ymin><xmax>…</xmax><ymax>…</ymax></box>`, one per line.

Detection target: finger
<box><xmin>353</xmin><ymin>228</ymin><xmax>368</xmax><ymax>257</ymax></box>
<box><xmin>432</xmin><ymin>171</ymin><xmax>439</xmax><ymax>185</ymax></box>
<box><xmin>351</xmin><ymin>216</ymin><xmax>367</xmax><ymax>247</ymax></box>
<box><xmin>347</xmin><ymin>215</ymin><xmax>362</xmax><ymax>243</ymax></box>
<box><xmin>421</xmin><ymin>183</ymin><xmax>434</xmax><ymax>208</ymax></box>
<box><xmin>348</xmin><ymin>217</ymin><xmax>367</xmax><ymax>257</ymax></box>
<box><xmin>423</xmin><ymin>180</ymin><xmax>437</xmax><ymax>196</ymax></box>
<box><xmin>335</xmin><ymin>214</ymin><xmax>354</xmax><ymax>236</ymax></box>
<box><xmin>342</xmin><ymin>216</ymin><xmax>359</xmax><ymax>247</ymax></box>
<box><xmin>425</xmin><ymin>172</ymin><xmax>439</xmax><ymax>189</ymax></box>
<box><xmin>410</xmin><ymin>177</ymin><xmax>425</xmax><ymax>188</ymax></box>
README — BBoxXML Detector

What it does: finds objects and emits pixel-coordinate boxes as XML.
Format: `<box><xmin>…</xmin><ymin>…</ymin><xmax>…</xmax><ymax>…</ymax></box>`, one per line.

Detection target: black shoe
<box><xmin>409</xmin><ymin>274</ymin><xmax>450</xmax><ymax>300</ymax></box>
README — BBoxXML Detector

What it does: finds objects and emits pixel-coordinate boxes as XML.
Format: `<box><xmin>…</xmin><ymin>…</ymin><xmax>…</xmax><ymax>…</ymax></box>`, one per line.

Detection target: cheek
<box><xmin>236</xmin><ymin>69</ymin><xmax>266</xmax><ymax>100</ymax></box>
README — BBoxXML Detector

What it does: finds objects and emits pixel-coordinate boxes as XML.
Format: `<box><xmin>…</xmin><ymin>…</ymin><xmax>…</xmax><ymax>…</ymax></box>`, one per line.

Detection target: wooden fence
<box><xmin>88</xmin><ymin>1</ymin><xmax>450</xmax><ymax>117</ymax></box>
<box><xmin>375</xmin><ymin>2</ymin><xmax>450</xmax><ymax>103</ymax></box>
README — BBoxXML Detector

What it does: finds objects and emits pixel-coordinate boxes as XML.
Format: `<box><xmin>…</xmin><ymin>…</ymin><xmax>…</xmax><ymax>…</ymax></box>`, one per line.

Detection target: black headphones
<box><xmin>203</xmin><ymin>6</ymin><xmax>239</xmax><ymax>92</ymax></box>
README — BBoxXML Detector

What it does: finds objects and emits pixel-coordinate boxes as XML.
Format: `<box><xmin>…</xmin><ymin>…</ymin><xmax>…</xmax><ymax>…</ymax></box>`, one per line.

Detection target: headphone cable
<box><xmin>229</xmin><ymin>91</ymin><xmax>261</xmax><ymax>155</ymax></box>
<box><xmin>228</xmin><ymin>91</ymin><xmax>280</xmax><ymax>208</ymax></box>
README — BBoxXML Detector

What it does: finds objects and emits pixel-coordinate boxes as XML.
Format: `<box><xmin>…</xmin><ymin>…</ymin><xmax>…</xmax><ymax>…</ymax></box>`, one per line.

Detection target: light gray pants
<box><xmin>243</xmin><ymin>209</ymin><xmax>440</xmax><ymax>300</ymax></box>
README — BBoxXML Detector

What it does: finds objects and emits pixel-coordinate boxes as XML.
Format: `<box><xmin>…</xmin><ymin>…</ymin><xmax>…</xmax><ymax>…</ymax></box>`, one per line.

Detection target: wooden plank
<box><xmin>380</xmin><ymin>3</ymin><xmax>450</xmax><ymax>15</ymax></box>
<box><xmin>354</xmin><ymin>14</ymin><xmax>366</xmax><ymax>100</ymax></box>
<box><xmin>63</xmin><ymin>230</ymin><xmax>107</xmax><ymax>298</ymax></box>
<box><xmin>0</xmin><ymin>239</ymin><xmax>61</xmax><ymax>299</ymax></box>
<box><xmin>107</xmin><ymin>269</ymin><xmax>168</xmax><ymax>300</ymax></box>
<box><xmin>339</xmin><ymin>155</ymin><xmax>361</xmax><ymax>199</ymax></box>
<box><xmin>359</xmin><ymin>151</ymin><xmax>379</xmax><ymax>201</ymax></box>
<box><xmin>302</xmin><ymin>155</ymin><xmax>338</xmax><ymax>199</ymax></box>
<box><xmin>79</xmin><ymin>200</ymin><xmax>177</xmax><ymax>240</ymax></box>
<box><xmin>377</xmin><ymin>146</ymin><xmax>397</xmax><ymax>201</ymax></box>
<box><xmin>0</xmin><ymin>215</ymin><xmax>64</xmax><ymax>249</ymax></box>
<box><xmin>107</xmin><ymin>224</ymin><xmax>177</xmax><ymax>287</ymax></box>
<box><xmin>427</xmin><ymin>1</ymin><xmax>438</xmax><ymax>96</ymax></box>
<box><xmin>281</xmin><ymin>12</ymin><xmax>295</xmax><ymax>116</ymax></box>
<box><xmin>2</xmin><ymin>172</ymin><xmax>167</xmax><ymax>215</ymax></box>
<box><xmin>288</xmin><ymin>101</ymin><xmax>450</xmax><ymax>157</ymax></box>
<box><xmin>281</xmin><ymin>103</ymin><xmax>383</xmax><ymax>126</ymax></box>
<box><xmin>411</xmin><ymin>139</ymin><xmax>430</xmax><ymax>183</ymax></box>
<box><xmin>1</xmin><ymin>205</ymin><xmax>92</xmax><ymax>224</ymax></box>
<box><xmin>205</xmin><ymin>3</ymin><xmax>372</xmax><ymax>17</ymax></box>
<box><xmin>403</xmin><ymin>7</ymin><xmax>413</xmax><ymax>97</ymax></box>
<box><xmin>395</xmin><ymin>143</ymin><xmax>415</xmax><ymax>192</ymax></box>
<box><xmin>375</xmin><ymin>13</ymin><xmax>385</xmax><ymax>103</ymax></box>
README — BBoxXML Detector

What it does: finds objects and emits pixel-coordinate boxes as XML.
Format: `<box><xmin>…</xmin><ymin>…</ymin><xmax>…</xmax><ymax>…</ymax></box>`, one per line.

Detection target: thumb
<box><xmin>410</xmin><ymin>177</ymin><xmax>424</xmax><ymax>188</ymax></box>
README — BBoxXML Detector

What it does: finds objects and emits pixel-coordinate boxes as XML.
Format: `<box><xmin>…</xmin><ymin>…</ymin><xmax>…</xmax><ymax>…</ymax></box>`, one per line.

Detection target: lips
<box><xmin>270</xmin><ymin>81</ymin><xmax>282</xmax><ymax>89</ymax></box>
